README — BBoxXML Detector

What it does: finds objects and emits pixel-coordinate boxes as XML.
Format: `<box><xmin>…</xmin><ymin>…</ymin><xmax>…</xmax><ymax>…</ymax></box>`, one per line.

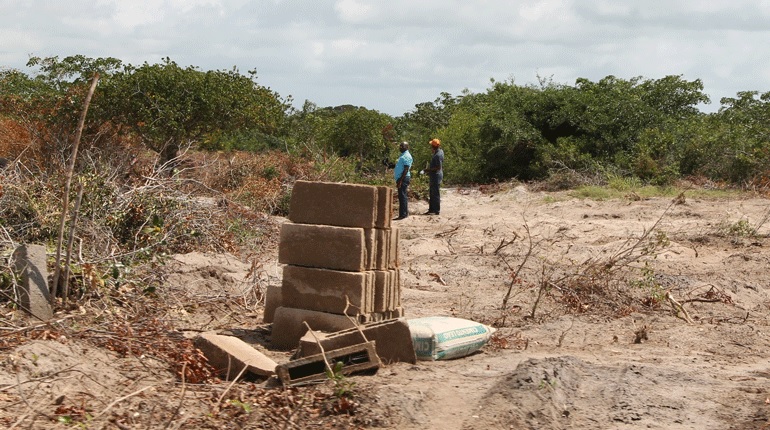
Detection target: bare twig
<box><xmin>303</xmin><ymin>322</ymin><xmax>334</xmax><ymax>376</ymax></box>
<box><xmin>14</xmin><ymin>372</ymin><xmax>55</xmax><ymax>423</ymax></box>
<box><xmin>342</xmin><ymin>296</ymin><xmax>369</xmax><ymax>345</ymax></box>
<box><xmin>62</xmin><ymin>180</ymin><xmax>85</xmax><ymax>303</ymax></box>
<box><xmin>500</xmin><ymin>223</ymin><xmax>534</xmax><ymax>316</ymax></box>
<box><xmin>164</xmin><ymin>363</ymin><xmax>187</xmax><ymax>429</ymax></box>
<box><xmin>666</xmin><ymin>291</ymin><xmax>694</xmax><ymax>323</ymax></box>
<box><xmin>53</xmin><ymin>73</ymin><xmax>100</xmax><ymax>298</ymax></box>
<box><xmin>216</xmin><ymin>365</ymin><xmax>249</xmax><ymax>406</ymax></box>
<box><xmin>92</xmin><ymin>384</ymin><xmax>157</xmax><ymax>420</ymax></box>
<box><xmin>557</xmin><ymin>318</ymin><xmax>575</xmax><ymax>347</ymax></box>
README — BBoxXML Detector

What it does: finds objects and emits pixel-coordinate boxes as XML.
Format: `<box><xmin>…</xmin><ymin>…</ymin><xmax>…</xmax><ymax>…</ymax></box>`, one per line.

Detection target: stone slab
<box><xmin>374</xmin><ymin>228</ymin><xmax>390</xmax><ymax>270</ymax></box>
<box><xmin>271</xmin><ymin>306</ymin><xmax>358</xmax><ymax>350</ymax></box>
<box><xmin>12</xmin><ymin>244</ymin><xmax>53</xmax><ymax>321</ymax></box>
<box><xmin>289</xmin><ymin>180</ymin><xmax>377</xmax><ymax>228</ymax></box>
<box><xmin>389</xmin><ymin>226</ymin><xmax>400</xmax><ymax>269</ymax></box>
<box><xmin>281</xmin><ymin>265</ymin><xmax>369</xmax><ymax>315</ymax></box>
<box><xmin>374</xmin><ymin>271</ymin><xmax>388</xmax><ymax>313</ymax></box>
<box><xmin>263</xmin><ymin>284</ymin><xmax>282</xmax><ymax>323</ymax></box>
<box><xmin>194</xmin><ymin>332</ymin><xmax>277</xmax><ymax>379</ymax></box>
<box><xmin>298</xmin><ymin>318</ymin><xmax>416</xmax><ymax>364</ymax></box>
<box><xmin>375</xmin><ymin>186</ymin><xmax>393</xmax><ymax>229</ymax></box>
<box><xmin>392</xmin><ymin>307</ymin><xmax>404</xmax><ymax>318</ymax></box>
<box><xmin>364</xmin><ymin>228</ymin><xmax>375</xmax><ymax>270</ymax></box>
<box><xmin>279</xmin><ymin>222</ymin><xmax>367</xmax><ymax>272</ymax></box>
<box><xmin>390</xmin><ymin>268</ymin><xmax>401</xmax><ymax>310</ymax></box>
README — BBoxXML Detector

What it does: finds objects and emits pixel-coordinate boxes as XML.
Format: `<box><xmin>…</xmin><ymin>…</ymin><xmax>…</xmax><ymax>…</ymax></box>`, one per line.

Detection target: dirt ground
<box><xmin>2</xmin><ymin>184</ymin><xmax>770</xmax><ymax>429</ymax></box>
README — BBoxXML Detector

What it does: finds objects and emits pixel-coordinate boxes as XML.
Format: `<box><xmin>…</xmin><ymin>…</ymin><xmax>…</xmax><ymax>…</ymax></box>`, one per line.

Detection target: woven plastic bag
<box><xmin>407</xmin><ymin>316</ymin><xmax>496</xmax><ymax>360</ymax></box>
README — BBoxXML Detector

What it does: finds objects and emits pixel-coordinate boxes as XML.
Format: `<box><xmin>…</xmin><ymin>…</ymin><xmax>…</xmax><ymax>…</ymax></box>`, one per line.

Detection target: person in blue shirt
<box><xmin>423</xmin><ymin>138</ymin><xmax>444</xmax><ymax>215</ymax></box>
<box><xmin>393</xmin><ymin>141</ymin><xmax>413</xmax><ymax>220</ymax></box>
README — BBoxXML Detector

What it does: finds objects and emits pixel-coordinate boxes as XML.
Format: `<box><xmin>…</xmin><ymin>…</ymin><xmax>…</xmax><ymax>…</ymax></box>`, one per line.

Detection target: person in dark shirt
<box><xmin>423</xmin><ymin>138</ymin><xmax>444</xmax><ymax>215</ymax></box>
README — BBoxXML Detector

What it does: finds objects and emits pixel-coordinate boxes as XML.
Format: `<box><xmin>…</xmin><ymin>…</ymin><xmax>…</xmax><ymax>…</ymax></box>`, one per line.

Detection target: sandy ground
<box><xmin>2</xmin><ymin>185</ymin><xmax>769</xmax><ymax>429</ymax></box>
<box><xmin>365</xmin><ymin>186</ymin><xmax>770</xmax><ymax>430</ymax></box>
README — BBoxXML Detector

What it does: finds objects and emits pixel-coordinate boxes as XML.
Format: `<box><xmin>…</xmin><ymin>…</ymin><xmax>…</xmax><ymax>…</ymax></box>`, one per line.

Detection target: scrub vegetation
<box><xmin>1</xmin><ymin>56</ymin><xmax>769</xmax><ymax>428</ymax></box>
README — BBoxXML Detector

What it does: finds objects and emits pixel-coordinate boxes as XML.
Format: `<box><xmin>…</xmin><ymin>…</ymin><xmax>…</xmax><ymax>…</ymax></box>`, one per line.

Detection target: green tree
<box><xmin>700</xmin><ymin>91</ymin><xmax>770</xmax><ymax>182</ymax></box>
<box><xmin>319</xmin><ymin>106</ymin><xmax>394</xmax><ymax>171</ymax></box>
<box><xmin>98</xmin><ymin>58</ymin><xmax>289</xmax><ymax>169</ymax></box>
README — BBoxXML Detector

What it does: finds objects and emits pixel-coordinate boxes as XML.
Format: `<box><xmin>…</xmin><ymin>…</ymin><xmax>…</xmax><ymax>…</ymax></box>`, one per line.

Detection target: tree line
<box><xmin>2</xmin><ymin>55</ymin><xmax>770</xmax><ymax>187</ymax></box>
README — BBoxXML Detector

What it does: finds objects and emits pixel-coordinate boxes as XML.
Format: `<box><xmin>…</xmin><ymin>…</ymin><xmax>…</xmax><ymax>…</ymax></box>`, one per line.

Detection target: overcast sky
<box><xmin>1</xmin><ymin>0</ymin><xmax>769</xmax><ymax>116</ymax></box>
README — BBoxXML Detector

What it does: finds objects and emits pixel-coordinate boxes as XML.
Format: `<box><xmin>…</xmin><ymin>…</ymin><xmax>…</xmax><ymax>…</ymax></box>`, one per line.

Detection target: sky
<box><xmin>1</xmin><ymin>0</ymin><xmax>769</xmax><ymax>116</ymax></box>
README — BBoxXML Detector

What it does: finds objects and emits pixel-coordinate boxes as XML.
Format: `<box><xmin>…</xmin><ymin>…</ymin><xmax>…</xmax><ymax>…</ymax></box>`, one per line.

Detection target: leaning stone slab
<box><xmin>194</xmin><ymin>332</ymin><xmax>277</xmax><ymax>379</ymax></box>
<box><xmin>281</xmin><ymin>265</ymin><xmax>369</xmax><ymax>315</ymax></box>
<box><xmin>12</xmin><ymin>244</ymin><xmax>53</xmax><ymax>321</ymax></box>
<box><xmin>271</xmin><ymin>306</ymin><xmax>359</xmax><ymax>350</ymax></box>
<box><xmin>289</xmin><ymin>180</ymin><xmax>378</xmax><ymax>228</ymax></box>
<box><xmin>279</xmin><ymin>222</ymin><xmax>367</xmax><ymax>272</ymax></box>
<box><xmin>298</xmin><ymin>318</ymin><xmax>416</xmax><ymax>364</ymax></box>
<box><xmin>276</xmin><ymin>341</ymin><xmax>380</xmax><ymax>386</ymax></box>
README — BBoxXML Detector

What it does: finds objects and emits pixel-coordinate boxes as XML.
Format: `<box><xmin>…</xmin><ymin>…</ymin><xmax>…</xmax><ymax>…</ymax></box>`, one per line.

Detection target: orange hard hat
<box><xmin>429</xmin><ymin>138</ymin><xmax>441</xmax><ymax>147</ymax></box>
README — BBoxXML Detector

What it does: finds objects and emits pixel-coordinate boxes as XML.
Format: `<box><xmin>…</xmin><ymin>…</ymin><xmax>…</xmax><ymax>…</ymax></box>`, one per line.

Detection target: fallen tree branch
<box><xmin>92</xmin><ymin>384</ymin><xmax>157</xmax><ymax>420</ymax></box>
<box><xmin>667</xmin><ymin>291</ymin><xmax>694</xmax><ymax>323</ymax></box>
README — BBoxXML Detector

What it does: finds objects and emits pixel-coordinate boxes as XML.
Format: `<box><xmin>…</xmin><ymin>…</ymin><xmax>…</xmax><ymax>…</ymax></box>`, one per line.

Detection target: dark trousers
<box><xmin>429</xmin><ymin>172</ymin><xmax>442</xmax><ymax>214</ymax></box>
<box><xmin>397</xmin><ymin>176</ymin><xmax>410</xmax><ymax>218</ymax></box>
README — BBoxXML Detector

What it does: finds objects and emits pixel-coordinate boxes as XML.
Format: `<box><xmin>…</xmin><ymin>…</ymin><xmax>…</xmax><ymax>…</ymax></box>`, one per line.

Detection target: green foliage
<box><xmin>694</xmin><ymin>91</ymin><xmax>770</xmax><ymax>183</ymax></box>
<box><xmin>404</xmin><ymin>74</ymin><xmax>710</xmax><ymax>185</ymax></box>
<box><xmin>325</xmin><ymin>360</ymin><xmax>356</xmax><ymax>398</ymax></box>
<box><xmin>227</xmin><ymin>399</ymin><xmax>252</xmax><ymax>414</ymax></box>
<box><xmin>632</xmin><ymin>263</ymin><xmax>666</xmax><ymax>306</ymax></box>
<box><xmin>717</xmin><ymin>218</ymin><xmax>757</xmax><ymax>239</ymax></box>
<box><xmin>97</xmin><ymin>58</ymin><xmax>290</xmax><ymax>168</ymax></box>
<box><xmin>4</xmin><ymin>53</ymin><xmax>770</xmax><ymax>190</ymax></box>
<box><xmin>396</xmin><ymin>92</ymin><xmax>459</xmax><ymax>151</ymax></box>
<box><xmin>318</xmin><ymin>106</ymin><xmax>394</xmax><ymax>171</ymax></box>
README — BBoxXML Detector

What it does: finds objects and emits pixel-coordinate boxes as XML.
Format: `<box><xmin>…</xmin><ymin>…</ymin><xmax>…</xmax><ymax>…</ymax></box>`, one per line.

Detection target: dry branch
<box><xmin>53</xmin><ymin>73</ymin><xmax>100</xmax><ymax>298</ymax></box>
<box><xmin>666</xmin><ymin>291</ymin><xmax>694</xmax><ymax>323</ymax></box>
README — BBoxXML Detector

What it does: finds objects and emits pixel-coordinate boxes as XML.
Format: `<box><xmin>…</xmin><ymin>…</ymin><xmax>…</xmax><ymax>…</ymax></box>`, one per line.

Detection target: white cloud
<box><xmin>2</xmin><ymin>0</ymin><xmax>770</xmax><ymax>114</ymax></box>
<box><xmin>334</xmin><ymin>0</ymin><xmax>372</xmax><ymax>23</ymax></box>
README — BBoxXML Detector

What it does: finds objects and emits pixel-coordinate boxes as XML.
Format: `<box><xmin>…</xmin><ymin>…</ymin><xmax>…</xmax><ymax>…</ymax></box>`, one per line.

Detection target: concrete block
<box><xmin>276</xmin><ymin>341</ymin><xmax>380</xmax><ymax>385</ymax></box>
<box><xmin>366</xmin><ymin>271</ymin><xmax>375</xmax><ymax>313</ymax></box>
<box><xmin>374</xmin><ymin>229</ymin><xmax>389</xmax><ymax>270</ymax></box>
<box><xmin>389</xmin><ymin>226</ymin><xmax>400</xmax><ymax>269</ymax></box>
<box><xmin>364</xmin><ymin>228</ymin><xmax>375</xmax><ymax>270</ymax></box>
<box><xmin>271</xmin><ymin>306</ymin><xmax>358</xmax><ymax>350</ymax></box>
<box><xmin>298</xmin><ymin>318</ymin><xmax>416</xmax><ymax>364</ymax></box>
<box><xmin>373</xmin><ymin>271</ymin><xmax>388</xmax><ymax>313</ymax></box>
<box><xmin>279</xmin><ymin>223</ymin><xmax>367</xmax><ymax>272</ymax></box>
<box><xmin>375</xmin><ymin>186</ymin><xmax>393</xmax><ymax>229</ymax></box>
<box><xmin>263</xmin><ymin>284</ymin><xmax>282</xmax><ymax>323</ymax></box>
<box><xmin>194</xmin><ymin>332</ymin><xmax>277</xmax><ymax>379</ymax></box>
<box><xmin>382</xmin><ymin>269</ymin><xmax>392</xmax><ymax>311</ymax></box>
<box><xmin>289</xmin><ymin>180</ymin><xmax>377</xmax><ymax>228</ymax></box>
<box><xmin>391</xmin><ymin>268</ymin><xmax>401</xmax><ymax>310</ymax></box>
<box><xmin>281</xmin><ymin>266</ymin><xmax>369</xmax><ymax>315</ymax></box>
<box><xmin>12</xmin><ymin>244</ymin><xmax>53</xmax><ymax>321</ymax></box>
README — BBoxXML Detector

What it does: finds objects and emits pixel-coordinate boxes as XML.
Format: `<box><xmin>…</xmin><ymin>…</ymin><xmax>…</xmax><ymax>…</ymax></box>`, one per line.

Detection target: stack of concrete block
<box><xmin>270</xmin><ymin>181</ymin><xmax>403</xmax><ymax>349</ymax></box>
